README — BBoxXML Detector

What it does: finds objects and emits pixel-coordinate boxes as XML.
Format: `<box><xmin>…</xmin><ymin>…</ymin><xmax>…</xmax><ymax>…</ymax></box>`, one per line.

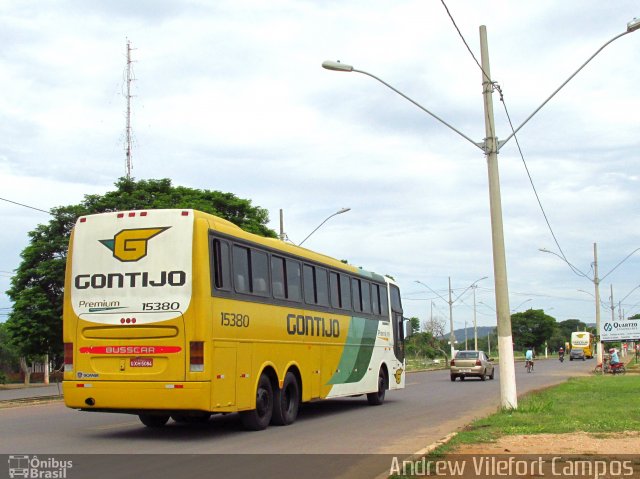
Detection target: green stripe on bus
<box><xmin>328</xmin><ymin>317</ymin><xmax>378</xmax><ymax>384</ymax></box>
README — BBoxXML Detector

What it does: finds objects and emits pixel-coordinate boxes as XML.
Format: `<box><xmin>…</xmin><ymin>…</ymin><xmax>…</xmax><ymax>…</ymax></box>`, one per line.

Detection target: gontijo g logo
<box><xmin>99</xmin><ymin>227</ymin><xmax>170</xmax><ymax>262</ymax></box>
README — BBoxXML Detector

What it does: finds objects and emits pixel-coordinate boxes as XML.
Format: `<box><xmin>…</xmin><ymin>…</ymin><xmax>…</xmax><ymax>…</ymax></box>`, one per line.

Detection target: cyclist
<box><xmin>525</xmin><ymin>347</ymin><xmax>534</xmax><ymax>371</ymax></box>
<box><xmin>558</xmin><ymin>347</ymin><xmax>565</xmax><ymax>361</ymax></box>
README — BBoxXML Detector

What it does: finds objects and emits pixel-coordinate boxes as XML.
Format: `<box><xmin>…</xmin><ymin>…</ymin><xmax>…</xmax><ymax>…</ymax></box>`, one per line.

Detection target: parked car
<box><xmin>450</xmin><ymin>350</ymin><xmax>494</xmax><ymax>381</ymax></box>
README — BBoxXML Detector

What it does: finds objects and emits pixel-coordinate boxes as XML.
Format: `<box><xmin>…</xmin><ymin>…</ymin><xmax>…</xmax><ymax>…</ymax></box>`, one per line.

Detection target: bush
<box><xmin>0</xmin><ymin>371</ymin><xmax>7</xmax><ymax>384</ymax></box>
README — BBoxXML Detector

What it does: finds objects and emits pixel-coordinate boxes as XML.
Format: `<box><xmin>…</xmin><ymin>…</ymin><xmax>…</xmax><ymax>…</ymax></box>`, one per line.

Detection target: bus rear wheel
<box><xmin>139</xmin><ymin>414</ymin><xmax>170</xmax><ymax>428</ymax></box>
<box><xmin>271</xmin><ymin>371</ymin><xmax>300</xmax><ymax>426</ymax></box>
<box><xmin>240</xmin><ymin>373</ymin><xmax>274</xmax><ymax>431</ymax></box>
<box><xmin>367</xmin><ymin>368</ymin><xmax>387</xmax><ymax>406</ymax></box>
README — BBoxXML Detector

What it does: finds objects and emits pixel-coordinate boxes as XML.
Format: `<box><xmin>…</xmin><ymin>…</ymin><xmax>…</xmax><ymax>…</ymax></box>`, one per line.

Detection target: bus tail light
<box><xmin>190</xmin><ymin>341</ymin><xmax>204</xmax><ymax>372</ymax></box>
<box><xmin>64</xmin><ymin>342</ymin><xmax>74</xmax><ymax>372</ymax></box>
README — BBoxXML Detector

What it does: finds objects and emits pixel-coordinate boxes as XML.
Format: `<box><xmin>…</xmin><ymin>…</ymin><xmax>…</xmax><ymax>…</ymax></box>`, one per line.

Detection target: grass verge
<box><xmin>430</xmin><ymin>374</ymin><xmax>640</xmax><ymax>455</ymax></box>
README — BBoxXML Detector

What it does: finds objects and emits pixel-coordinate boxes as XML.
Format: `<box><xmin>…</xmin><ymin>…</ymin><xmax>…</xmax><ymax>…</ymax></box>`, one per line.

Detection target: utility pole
<box><xmin>593</xmin><ymin>242</ymin><xmax>603</xmax><ymax>367</ymax></box>
<box><xmin>448</xmin><ymin>276</ymin><xmax>455</xmax><ymax>358</ymax></box>
<box><xmin>480</xmin><ymin>26</ymin><xmax>517</xmax><ymax>409</ymax></box>
<box><xmin>125</xmin><ymin>39</ymin><xmax>134</xmax><ymax>180</ymax></box>
<box><xmin>473</xmin><ymin>285</ymin><xmax>478</xmax><ymax>350</ymax></box>
<box><xmin>279</xmin><ymin>209</ymin><xmax>286</xmax><ymax>240</ymax></box>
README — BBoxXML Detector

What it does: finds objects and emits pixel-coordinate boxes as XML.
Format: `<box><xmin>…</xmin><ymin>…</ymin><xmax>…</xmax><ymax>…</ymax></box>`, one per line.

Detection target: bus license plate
<box><xmin>130</xmin><ymin>358</ymin><xmax>153</xmax><ymax>367</ymax></box>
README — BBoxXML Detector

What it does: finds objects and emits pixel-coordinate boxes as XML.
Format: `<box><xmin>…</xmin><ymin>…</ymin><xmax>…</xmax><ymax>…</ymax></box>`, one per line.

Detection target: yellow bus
<box><xmin>63</xmin><ymin>209</ymin><xmax>408</xmax><ymax>429</ymax></box>
<box><xmin>570</xmin><ymin>331</ymin><xmax>594</xmax><ymax>360</ymax></box>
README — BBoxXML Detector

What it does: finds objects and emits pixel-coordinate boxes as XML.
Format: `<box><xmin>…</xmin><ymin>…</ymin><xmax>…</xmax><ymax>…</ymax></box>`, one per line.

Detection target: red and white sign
<box><xmin>79</xmin><ymin>345</ymin><xmax>181</xmax><ymax>355</ymax></box>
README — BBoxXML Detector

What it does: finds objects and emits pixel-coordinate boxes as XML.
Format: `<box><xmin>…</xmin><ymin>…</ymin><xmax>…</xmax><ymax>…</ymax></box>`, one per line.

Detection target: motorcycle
<box><xmin>559</xmin><ymin>352</ymin><xmax>565</xmax><ymax>363</ymax></box>
<box><xmin>594</xmin><ymin>359</ymin><xmax>626</xmax><ymax>374</ymax></box>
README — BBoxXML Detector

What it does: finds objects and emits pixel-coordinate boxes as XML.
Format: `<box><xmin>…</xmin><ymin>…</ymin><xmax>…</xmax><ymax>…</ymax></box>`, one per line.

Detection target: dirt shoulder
<box><xmin>450</xmin><ymin>430</ymin><xmax>640</xmax><ymax>455</ymax></box>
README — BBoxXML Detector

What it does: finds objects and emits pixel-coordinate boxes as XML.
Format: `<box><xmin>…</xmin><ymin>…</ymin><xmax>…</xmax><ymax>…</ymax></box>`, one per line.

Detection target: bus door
<box><xmin>390</xmin><ymin>285</ymin><xmax>405</xmax><ymax>363</ymax></box>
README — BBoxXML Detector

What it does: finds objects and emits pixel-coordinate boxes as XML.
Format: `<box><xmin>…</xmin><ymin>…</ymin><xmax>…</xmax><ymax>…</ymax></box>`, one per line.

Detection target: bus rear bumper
<box><xmin>63</xmin><ymin>380</ymin><xmax>211</xmax><ymax>413</ymax></box>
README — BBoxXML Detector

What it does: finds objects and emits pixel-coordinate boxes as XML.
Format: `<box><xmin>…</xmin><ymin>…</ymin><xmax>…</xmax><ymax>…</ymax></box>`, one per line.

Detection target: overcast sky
<box><xmin>1</xmin><ymin>1</ymin><xmax>639</xmax><ymax>339</ymax></box>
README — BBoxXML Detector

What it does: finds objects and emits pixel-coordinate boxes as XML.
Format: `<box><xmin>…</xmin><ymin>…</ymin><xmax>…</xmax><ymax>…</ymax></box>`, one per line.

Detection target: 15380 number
<box><xmin>142</xmin><ymin>302</ymin><xmax>180</xmax><ymax>311</ymax></box>
<box><xmin>220</xmin><ymin>312</ymin><xmax>250</xmax><ymax>327</ymax></box>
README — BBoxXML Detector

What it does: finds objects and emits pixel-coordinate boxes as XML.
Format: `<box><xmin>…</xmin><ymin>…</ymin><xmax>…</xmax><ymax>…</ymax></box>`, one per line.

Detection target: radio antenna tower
<box><xmin>125</xmin><ymin>39</ymin><xmax>134</xmax><ymax>179</ymax></box>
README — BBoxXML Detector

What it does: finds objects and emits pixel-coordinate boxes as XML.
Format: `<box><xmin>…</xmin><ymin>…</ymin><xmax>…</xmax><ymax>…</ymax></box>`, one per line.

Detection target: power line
<box><xmin>439</xmin><ymin>0</ymin><xmax>583</xmax><ymax>282</ymax></box>
<box><xmin>0</xmin><ymin>197</ymin><xmax>51</xmax><ymax>215</ymax></box>
<box><xmin>497</xmin><ymin>95</ymin><xmax>589</xmax><ymax>280</ymax></box>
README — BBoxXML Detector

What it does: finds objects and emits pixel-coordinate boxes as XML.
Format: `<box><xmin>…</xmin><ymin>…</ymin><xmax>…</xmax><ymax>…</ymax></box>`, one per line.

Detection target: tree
<box><xmin>5</xmin><ymin>178</ymin><xmax>277</xmax><ymax>375</ymax></box>
<box><xmin>0</xmin><ymin>322</ymin><xmax>20</xmax><ymax>382</ymax></box>
<box><xmin>511</xmin><ymin>309</ymin><xmax>556</xmax><ymax>352</ymax></box>
<box><xmin>422</xmin><ymin>316</ymin><xmax>447</xmax><ymax>339</ymax></box>
<box><xmin>548</xmin><ymin>319</ymin><xmax>588</xmax><ymax>350</ymax></box>
<box><xmin>409</xmin><ymin>317</ymin><xmax>420</xmax><ymax>335</ymax></box>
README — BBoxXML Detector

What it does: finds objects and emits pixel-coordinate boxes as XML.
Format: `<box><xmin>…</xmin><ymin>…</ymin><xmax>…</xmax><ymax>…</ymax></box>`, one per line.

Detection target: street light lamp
<box><xmin>298</xmin><ymin>208</ymin><xmax>351</xmax><ymax>246</ymax></box>
<box><xmin>323</xmin><ymin>19</ymin><xmax>638</xmax><ymax>408</ymax></box>
<box><xmin>511</xmin><ymin>299</ymin><xmax>532</xmax><ymax>313</ymax></box>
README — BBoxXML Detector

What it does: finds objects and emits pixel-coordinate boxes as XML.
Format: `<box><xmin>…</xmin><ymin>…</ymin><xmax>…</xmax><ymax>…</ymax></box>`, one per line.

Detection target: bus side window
<box><xmin>316</xmin><ymin>267</ymin><xmax>329</xmax><ymax>306</ymax></box>
<box><xmin>330</xmin><ymin>272</ymin><xmax>340</xmax><ymax>309</ymax></box>
<box><xmin>371</xmin><ymin>284</ymin><xmax>381</xmax><ymax>316</ymax></box>
<box><xmin>212</xmin><ymin>238</ymin><xmax>231</xmax><ymax>291</ymax></box>
<box><xmin>233</xmin><ymin>245</ymin><xmax>250</xmax><ymax>293</ymax></box>
<box><xmin>390</xmin><ymin>284</ymin><xmax>403</xmax><ymax>314</ymax></box>
<box><xmin>380</xmin><ymin>285</ymin><xmax>389</xmax><ymax>316</ymax></box>
<box><xmin>303</xmin><ymin>264</ymin><xmax>315</xmax><ymax>304</ymax></box>
<box><xmin>286</xmin><ymin>259</ymin><xmax>301</xmax><ymax>301</ymax></box>
<box><xmin>340</xmin><ymin>274</ymin><xmax>352</xmax><ymax>310</ymax></box>
<box><xmin>251</xmin><ymin>250</ymin><xmax>269</xmax><ymax>296</ymax></box>
<box><xmin>352</xmin><ymin>278</ymin><xmax>362</xmax><ymax>312</ymax></box>
<box><xmin>361</xmin><ymin>281</ymin><xmax>372</xmax><ymax>314</ymax></box>
<box><xmin>271</xmin><ymin>256</ymin><xmax>286</xmax><ymax>299</ymax></box>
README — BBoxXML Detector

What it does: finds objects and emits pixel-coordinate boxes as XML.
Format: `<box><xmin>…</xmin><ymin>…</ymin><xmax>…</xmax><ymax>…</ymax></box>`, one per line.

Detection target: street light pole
<box><xmin>323</xmin><ymin>17</ymin><xmax>638</xmax><ymax>411</ymax></box>
<box><xmin>479</xmin><ymin>25</ymin><xmax>517</xmax><ymax>409</ymax></box>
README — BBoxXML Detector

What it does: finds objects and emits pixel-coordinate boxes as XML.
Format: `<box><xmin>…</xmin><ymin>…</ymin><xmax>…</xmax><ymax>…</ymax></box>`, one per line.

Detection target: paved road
<box><xmin>0</xmin><ymin>359</ymin><xmax>592</xmax><ymax>478</ymax></box>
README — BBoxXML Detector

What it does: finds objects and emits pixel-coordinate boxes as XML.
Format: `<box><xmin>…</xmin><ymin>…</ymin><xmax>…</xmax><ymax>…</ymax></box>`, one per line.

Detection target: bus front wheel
<box><xmin>240</xmin><ymin>373</ymin><xmax>274</xmax><ymax>431</ymax></box>
<box><xmin>367</xmin><ymin>368</ymin><xmax>387</xmax><ymax>406</ymax></box>
<box><xmin>271</xmin><ymin>371</ymin><xmax>300</xmax><ymax>426</ymax></box>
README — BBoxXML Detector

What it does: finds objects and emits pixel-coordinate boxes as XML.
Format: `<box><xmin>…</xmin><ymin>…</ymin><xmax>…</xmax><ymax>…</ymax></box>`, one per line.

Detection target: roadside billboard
<box><xmin>600</xmin><ymin>319</ymin><xmax>640</xmax><ymax>341</ymax></box>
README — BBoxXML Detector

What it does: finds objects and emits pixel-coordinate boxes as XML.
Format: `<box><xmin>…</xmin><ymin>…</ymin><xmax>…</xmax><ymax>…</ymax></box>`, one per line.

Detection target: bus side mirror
<box><xmin>403</xmin><ymin>318</ymin><xmax>413</xmax><ymax>338</ymax></box>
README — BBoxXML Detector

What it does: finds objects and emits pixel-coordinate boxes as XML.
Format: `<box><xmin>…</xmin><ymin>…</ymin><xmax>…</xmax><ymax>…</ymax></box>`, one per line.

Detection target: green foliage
<box><xmin>511</xmin><ymin>308</ymin><xmax>556</xmax><ymax>352</ymax></box>
<box><xmin>5</xmin><ymin>178</ymin><xmax>277</xmax><ymax>360</ymax></box>
<box><xmin>405</xmin><ymin>330</ymin><xmax>447</xmax><ymax>360</ymax></box>
<box><xmin>409</xmin><ymin>317</ymin><xmax>420</xmax><ymax>334</ymax></box>
<box><xmin>547</xmin><ymin>318</ymin><xmax>589</xmax><ymax>350</ymax></box>
<box><xmin>0</xmin><ymin>322</ymin><xmax>20</xmax><ymax>373</ymax></box>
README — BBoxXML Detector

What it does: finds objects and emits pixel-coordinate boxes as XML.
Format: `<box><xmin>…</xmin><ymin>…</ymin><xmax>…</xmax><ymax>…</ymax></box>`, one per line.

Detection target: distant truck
<box><xmin>570</xmin><ymin>331</ymin><xmax>594</xmax><ymax>360</ymax></box>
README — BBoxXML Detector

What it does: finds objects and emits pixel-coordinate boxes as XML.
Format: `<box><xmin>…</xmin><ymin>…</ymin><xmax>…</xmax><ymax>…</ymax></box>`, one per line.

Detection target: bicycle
<box><xmin>525</xmin><ymin>359</ymin><xmax>534</xmax><ymax>373</ymax></box>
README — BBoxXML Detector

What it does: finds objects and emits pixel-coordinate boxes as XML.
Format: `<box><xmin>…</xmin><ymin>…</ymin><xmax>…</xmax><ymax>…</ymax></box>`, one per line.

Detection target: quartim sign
<box><xmin>600</xmin><ymin>319</ymin><xmax>640</xmax><ymax>341</ymax></box>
